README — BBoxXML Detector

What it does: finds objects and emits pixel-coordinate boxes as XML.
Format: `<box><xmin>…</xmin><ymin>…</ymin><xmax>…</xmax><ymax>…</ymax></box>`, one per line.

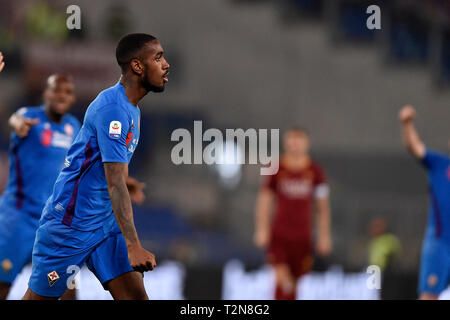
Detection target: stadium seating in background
<box><xmin>133</xmin><ymin>206</ymin><xmax>264</xmax><ymax>267</ymax></box>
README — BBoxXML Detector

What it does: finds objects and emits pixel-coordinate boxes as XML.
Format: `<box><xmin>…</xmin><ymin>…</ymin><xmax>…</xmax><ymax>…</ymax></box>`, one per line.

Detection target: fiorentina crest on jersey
<box><xmin>47</xmin><ymin>270</ymin><xmax>60</xmax><ymax>287</ymax></box>
<box><xmin>109</xmin><ymin>121</ymin><xmax>122</xmax><ymax>139</ymax></box>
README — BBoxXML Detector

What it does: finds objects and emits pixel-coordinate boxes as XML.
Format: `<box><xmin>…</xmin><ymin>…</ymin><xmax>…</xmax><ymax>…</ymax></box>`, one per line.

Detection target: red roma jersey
<box><xmin>264</xmin><ymin>158</ymin><xmax>327</xmax><ymax>242</ymax></box>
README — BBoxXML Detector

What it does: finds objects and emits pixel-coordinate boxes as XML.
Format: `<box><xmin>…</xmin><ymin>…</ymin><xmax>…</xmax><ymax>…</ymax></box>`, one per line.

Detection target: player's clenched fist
<box><xmin>128</xmin><ymin>244</ymin><xmax>157</xmax><ymax>273</ymax></box>
<box><xmin>14</xmin><ymin>117</ymin><xmax>40</xmax><ymax>138</ymax></box>
<box><xmin>399</xmin><ymin>105</ymin><xmax>416</xmax><ymax>123</ymax></box>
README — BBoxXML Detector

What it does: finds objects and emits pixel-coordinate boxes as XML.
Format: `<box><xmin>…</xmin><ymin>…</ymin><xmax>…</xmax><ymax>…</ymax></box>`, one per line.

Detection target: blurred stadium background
<box><xmin>0</xmin><ymin>0</ymin><xmax>450</xmax><ymax>299</ymax></box>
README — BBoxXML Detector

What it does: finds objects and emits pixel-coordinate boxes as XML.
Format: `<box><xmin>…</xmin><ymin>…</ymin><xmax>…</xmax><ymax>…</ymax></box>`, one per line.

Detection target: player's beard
<box><xmin>141</xmin><ymin>72</ymin><xmax>165</xmax><ymax>93</ymax></box>
<box><xmin>47</xmin><ymin>105</ymin><xmax>67</xmax><ymax>121</ymax></box>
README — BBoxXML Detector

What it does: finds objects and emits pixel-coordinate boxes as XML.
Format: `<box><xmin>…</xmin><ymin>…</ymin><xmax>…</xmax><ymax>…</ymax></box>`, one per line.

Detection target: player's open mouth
<box><xmin>163</xmin><ymin>72</ymin><xmax>169</xmax><ymax>83</ymax></box>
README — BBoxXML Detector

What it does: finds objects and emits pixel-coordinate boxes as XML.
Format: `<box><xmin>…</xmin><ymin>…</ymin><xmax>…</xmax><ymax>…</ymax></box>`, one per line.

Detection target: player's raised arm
<box><xmin>8</xmin><ymin>110</ymin><xmax>40</xmax><ymax>138</ymax></box>
<box><xmin>0</xmin><ymin>52</ymin><xmax>4</xmax><ymax>72</ymax></box>
<box><xmin>104</xmin><ymin>162</ymin><xmax>156</xmax><ymax>273</ymax></box>
<box><xmin>254</xmin><ymin>187</ymin><xmax>275</xmax><ymax>249</ymax></box>
<box><xmin>399</xmin><ymin>105</ymin><xmax>426</xmax><ymax>159</ymax></box>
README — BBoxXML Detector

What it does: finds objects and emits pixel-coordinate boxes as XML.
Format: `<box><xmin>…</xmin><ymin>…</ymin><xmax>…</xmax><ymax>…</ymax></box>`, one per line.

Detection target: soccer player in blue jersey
<box><xmin>399</xmin><ymin>105</ymin><xmax>450</xmax><ymax>300</ymax></box>
<box><xmin>22</xmin><ymin>33</ymin><xmax>170</xmax><ymax>300</ymax></box>
<box><xmin>0</xmin><ymin>74</ymin><xmax>81</xmax><ymax>299</ymax></box>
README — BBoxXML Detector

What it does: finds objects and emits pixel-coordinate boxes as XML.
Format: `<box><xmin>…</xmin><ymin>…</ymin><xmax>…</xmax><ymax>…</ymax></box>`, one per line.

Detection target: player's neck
<box><xmin>284</xmin><ymin>154</ymin><xmax>310</xmax><ymax>170</ymax></box>
<box><xmin>119</xmin><ymin>75</ymin><xmax>147</xmax><ymax>106</ymax></box>
<box><xmin>44</xmin><ymin>107</ymin><xmax>63</xmax><ymax>123</ymax></box>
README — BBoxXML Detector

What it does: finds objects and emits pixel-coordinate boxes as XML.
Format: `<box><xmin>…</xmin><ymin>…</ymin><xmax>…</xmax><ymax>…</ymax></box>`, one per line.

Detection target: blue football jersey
<box><xmin>421</xmin><ymin>149</ymin><xmax>450</xmax><ymax>242</ymax></box>
<box><xmin>0</xmin><ymin>106</ymin><xmax>81</xmax><ymax>217</ymax></box>
<box><xmin>43</xmin><ymin>82</ymin><xmax>141</xmax><ymax>231</ymax></box>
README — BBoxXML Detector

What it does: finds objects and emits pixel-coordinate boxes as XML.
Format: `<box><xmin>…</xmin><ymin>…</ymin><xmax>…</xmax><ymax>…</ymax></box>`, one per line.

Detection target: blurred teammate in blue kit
<box><xmin>399</xmin><ymin>105</ymin><xmax>450</xmax><ymax>300</ymax></box>
<box><xmin>0</xmin><ymin>74</ymin><xmax>81</xmax><ymax>299</ymax></box>
<box><xmin>22</xmin><ymin>33</ymin><xmax>169</xmax><ymax>300</ymax></box>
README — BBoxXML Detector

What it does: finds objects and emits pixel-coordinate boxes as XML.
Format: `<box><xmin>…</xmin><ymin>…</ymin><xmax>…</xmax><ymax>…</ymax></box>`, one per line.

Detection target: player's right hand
<box><xmin>253</xmin><ymin>229</ymin><xmax>270</xmax><ymax>249</ymax></box>
<box><xmin>15</xmin><ymin>117</ymin><xmax>40</xmax><ymax>138</ymax></box>
<box><xmin>399</xmin><ymin>105</ymin><xmax>416</xmax><ymax>124</ymax></box>
<box><xmin>128</xmin><ymin>245</ymin><xmax>157</xmax><ymax>273</ymax></box>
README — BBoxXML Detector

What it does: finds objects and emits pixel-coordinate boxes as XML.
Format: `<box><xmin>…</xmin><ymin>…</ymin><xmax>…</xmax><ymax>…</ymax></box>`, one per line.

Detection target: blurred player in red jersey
<box><xmin>254</xmin><ymin>127</ymin><xmax>332</xmax><ymax>300</ymax></box>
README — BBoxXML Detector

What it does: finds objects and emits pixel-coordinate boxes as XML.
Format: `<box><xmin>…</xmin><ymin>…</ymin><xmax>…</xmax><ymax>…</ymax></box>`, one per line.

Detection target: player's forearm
<box><xmin>316</xmin><ymin>199</ymin><xmax>331</xmax><ymax>239</ymax></box>
<box><xmin>105</xmin><ymin>163</ymin><xmax>141</xmax><ymax>248</ymax></box>
<box><xmin>255</xmin><ymin>208</ymin><xmax>270</xmax><ymax>232</ymax></box>
<box><xmin>109</xmin><ymin>181</ymin><xmax>141</xmax><ymax>247</ymax></box>
<box><xmin>255</xmin><ymin>191</ymin><xmax>273</xmax><ymax>232</ymax></box>
<box><xmin>401</xmin><ymin>121</ymin><xmax>425</xmax><ymax>158</ymax></box>
<box><xmin>317</xmin><ymin>209</ymin><xmax>331</xmax><ymax>239</ymax></box>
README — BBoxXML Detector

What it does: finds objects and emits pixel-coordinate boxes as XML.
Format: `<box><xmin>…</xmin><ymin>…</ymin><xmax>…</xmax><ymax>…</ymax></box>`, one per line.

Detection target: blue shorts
<box><xmin>418</xmin><ymin>236</ymin><xmax>450</xmax><ymax>295</ymax></box>
<box><xmin>28</xmin><ymin>214</ymin><xmax>133</xmax><ymax>298</ymax></box>
<box><xmin>0</xmin><ymin>204</ymin><xmax>40</xmax><ymax>284</ymax></box>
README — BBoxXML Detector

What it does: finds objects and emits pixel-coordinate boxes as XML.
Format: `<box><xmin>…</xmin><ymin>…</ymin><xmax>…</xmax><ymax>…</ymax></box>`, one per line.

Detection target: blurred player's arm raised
<box><xmin>399</xmin><ymin>105</ymin><xmax>426</xmax><ymax>159</ymax></box>
<box><xmin>104</xmin><ymin>162</ymin><xmax>156</xmax><ymax>273</ymax></box>
<box><xmin>254</xmin><ymin>187</ymin><xmax>274</xmax><ymax>249</ymax></box>
<box><xmin>8</xmin><ymin>108</ymin><xmax>40</xmax><ymax>138</ymax></box>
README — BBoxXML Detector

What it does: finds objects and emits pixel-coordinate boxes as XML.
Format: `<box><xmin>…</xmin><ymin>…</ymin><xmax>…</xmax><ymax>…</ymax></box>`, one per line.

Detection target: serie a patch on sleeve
<box><xmin>109</xmin><ymin>121</ymin><xmax>122</xmax><ymax>139</ymax></box>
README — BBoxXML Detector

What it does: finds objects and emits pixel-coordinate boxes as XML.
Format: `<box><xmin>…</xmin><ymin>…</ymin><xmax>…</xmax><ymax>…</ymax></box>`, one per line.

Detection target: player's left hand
<box><xmin>0</xmin><ymin>52</ymin><xmax>4</xmax><ymax>72</ymax></box>
<box><xmin>128</xmin><ymin>244</ymin><xmax>157</xmax><ymax>273</ymax></box>
<box><xmin>126</xmin><ymin>176</ymin><xmax>146</xmax><ymax>205</ymax></box>
<box><xmin>316</xmin><ymin>234</ymin><xmax>332</xmax><ymax>257</ymax></box>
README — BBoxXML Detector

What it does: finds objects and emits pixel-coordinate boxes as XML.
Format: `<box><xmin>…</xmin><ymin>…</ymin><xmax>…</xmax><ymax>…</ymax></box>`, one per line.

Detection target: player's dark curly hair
<box><xmin>116</xmin><ymin>33</ymin><xmax>157</xmax><ymax>72</ymax></box>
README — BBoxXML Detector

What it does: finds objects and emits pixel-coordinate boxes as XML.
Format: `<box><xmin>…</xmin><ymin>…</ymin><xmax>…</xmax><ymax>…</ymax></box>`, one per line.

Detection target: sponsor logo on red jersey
<box><xmin>280</xmin><ymin>179</ymin><xmax>313</xmax><ymax>198</ymax></box>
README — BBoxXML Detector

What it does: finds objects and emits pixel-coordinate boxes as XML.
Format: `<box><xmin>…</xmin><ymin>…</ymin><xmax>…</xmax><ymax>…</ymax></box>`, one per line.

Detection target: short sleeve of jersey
<box><xmin>94</xmin><ymin>104</ymin><xmax>130</xmax><ymax>163</ymax></box>
<box><xmin>263</xmin><ymin>172</ymin><xmax>277</xmax><ymax>192</ymax></box>
<box><xmin>313</xmin><ymin>164</ymin><xmax>327</xmax><ymax>187</ymax></box>
<box><xmin>421</xmin><ymin>149</ymin><xmax>447</xmax><ymax>172</ymax></box>
<box><xmin>16</xmin><ymin>107</ymin><xmax>33</xmax><ymax>118</ymax></box>
<box><xmin>313</xmin><ymin>163</ymin><xmax>329</xmax><ymax>199</ymax></box>
<box><xmin>71</xmin><ymin>117</ymin><xmax>82</xmax><ymax>138</ymax></box>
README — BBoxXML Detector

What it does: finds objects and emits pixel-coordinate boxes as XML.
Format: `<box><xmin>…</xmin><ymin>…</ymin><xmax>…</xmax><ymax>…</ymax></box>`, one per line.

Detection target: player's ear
<box><xmin>130</xmin><ymin>59</ymin><xmax>143</xmax><ymax>75</ymax></box>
